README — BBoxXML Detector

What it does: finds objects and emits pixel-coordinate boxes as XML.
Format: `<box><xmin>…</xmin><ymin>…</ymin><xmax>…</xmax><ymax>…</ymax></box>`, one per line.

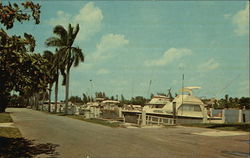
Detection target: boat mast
<box><xmin>182</xmin><ymin>74</ymin><xmax>184</xmax><ymax>104</ymax></box>
<box><xmin>147</xmin><ymin>80</ymin><xmax>152</xmax><ymax>99</ymax></box>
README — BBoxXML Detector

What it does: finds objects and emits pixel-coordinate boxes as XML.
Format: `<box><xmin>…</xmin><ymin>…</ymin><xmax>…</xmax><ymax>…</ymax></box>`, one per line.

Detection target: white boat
<box><xmin>101</xmin><ymin>100</ymin><xmax>120</xmax><ymax>110</ymax></box>
<box><xmin>144</xmin><ymin>95</ymin><xmax>172</xmax><ymax>109</ymax></box>
<box><xmin>145</xmin><ymin>87</ymin><xmax>208</xmax><ymax>119</ymax></box>
<box><xmin>123</xmin><ymin>87</ymin><xmax>209</xmax><ymax>120</ymax></box>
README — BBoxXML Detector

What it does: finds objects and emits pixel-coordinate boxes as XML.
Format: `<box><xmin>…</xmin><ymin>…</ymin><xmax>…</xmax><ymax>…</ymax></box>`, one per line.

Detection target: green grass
<box><xmin>0</xmin><ymin>127</ymin><xmax>22</xmax><ymax>138</ymax></box>
<box><xmin>67</xmin><ymin>115</ymin><xmax>121</xmax><ymax>128</ymax></box>
<box><xmin>0</xmin><ymin>113</ymin><xmax>22</xmax><ymax>138</ymax></box>
<box><xmin>182</xmin><ymin>123</ymin><xmax>250</xmax><ymax>132</ymax></box>
<box><xmin>0</xmin><ymin>113</ymin><xmax>13</xmax><ymax>123</ymax></box>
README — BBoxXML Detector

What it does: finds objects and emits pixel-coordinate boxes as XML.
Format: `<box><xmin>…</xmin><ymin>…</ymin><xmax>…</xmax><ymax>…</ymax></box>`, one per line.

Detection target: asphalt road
<box><xmin>8</xmin><ymin>108</ymin><xmax>249</xmax><ymax>158</ymax></box>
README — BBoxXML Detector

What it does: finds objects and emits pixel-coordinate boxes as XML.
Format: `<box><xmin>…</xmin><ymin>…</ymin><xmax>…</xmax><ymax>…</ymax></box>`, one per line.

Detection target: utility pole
<box><xmin>90</xmin><ymin>79</ymin><xmax>93</xmax><ymax>101</ymax></box>
<box><xmin>173</xmin><ymin>101</ymin><xmax>177</xmax><ymax>124</ymax></box>
<box><xmin>182</xmin><ymin>74</ymin><xmax>184</xmax><ymax>105</ymax></box>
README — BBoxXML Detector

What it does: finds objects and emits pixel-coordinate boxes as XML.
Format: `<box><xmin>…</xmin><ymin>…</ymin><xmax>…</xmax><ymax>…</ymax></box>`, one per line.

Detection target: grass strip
<box><xmin>0</xmin><ymin>113</ymin><xmax>13</xmax><ymax>123</ymax></box>
<box><xmin>0</xmin><ymin>127</ymin><xmax>22</xmax><ymax>138</ymax></box>
<box><xmin>182</xmin><ymin>123</ymin><xmax>250</xmax><ymax>132</ymax></box>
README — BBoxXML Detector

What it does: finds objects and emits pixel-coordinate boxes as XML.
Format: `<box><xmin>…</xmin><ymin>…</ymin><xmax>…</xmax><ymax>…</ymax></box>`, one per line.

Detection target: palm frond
<box><xmin>45</xmin><ymin>37</ymin><xmax>64</xmax><ymax>47</ymax></box>
<box><xmin>71</xmin><ymin>47</ymin><xmax>84</xmax><ymax>67</ymax></box>
<box><xmin>43</xmin><ymin>50</ymin><xmax>54</xmax><ymax>62</ymax></box>
<box><xmin>71</xmin><ymin>24</ymin><xmax>80</xmax><ymax>44</ymax></box>
<box><xmin>53</xmin><ymin>25</ymin><xmax>68</xmax><ymax>45</ymax></box>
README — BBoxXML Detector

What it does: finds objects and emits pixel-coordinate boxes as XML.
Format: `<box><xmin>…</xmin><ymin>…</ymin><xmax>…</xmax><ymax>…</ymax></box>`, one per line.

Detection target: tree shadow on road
<box><xmin>0</xmin><ymin>136</ymin><xmax>59</xmax><ymax>158</ymax></box>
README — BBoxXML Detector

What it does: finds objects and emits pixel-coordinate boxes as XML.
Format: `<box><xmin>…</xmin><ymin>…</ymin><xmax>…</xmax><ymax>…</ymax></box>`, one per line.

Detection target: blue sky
<box><xmin>7</xmin><ymin>1</ymin><xmax>249</xmax><ymax>100</ymax></box>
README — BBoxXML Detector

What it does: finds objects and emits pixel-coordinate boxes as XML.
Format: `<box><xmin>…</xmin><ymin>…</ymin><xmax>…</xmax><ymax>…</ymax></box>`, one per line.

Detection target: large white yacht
<box><xmin>144</xmin><ymin>87</ymin><xmax>208</xmax><ymax>119</ymax></box>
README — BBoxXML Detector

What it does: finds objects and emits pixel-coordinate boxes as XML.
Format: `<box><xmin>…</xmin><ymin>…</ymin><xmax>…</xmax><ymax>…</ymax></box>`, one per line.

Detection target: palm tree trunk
<box><xmin>42</xmin><ymin>91</ymin><xmax>46</xmax><ymax>111</ymax></box>
<box><xmin>65</xmin><ymin>68</ymin><xmax>70</xmax><ymax>115</ymax></box>
<box><xmin>35</xmin><ymin>93</ymin><xmax>39</xmax><ymax>110</ymax></box>
<box><xmin>54</xmin><ymin>73</ymin><xmax>59</xmax><ymax>113</ymax></box>
<box><xmin>48</xmin><ymin>83</ymin><xmax>52</xmax><ymax>112</ymax></box>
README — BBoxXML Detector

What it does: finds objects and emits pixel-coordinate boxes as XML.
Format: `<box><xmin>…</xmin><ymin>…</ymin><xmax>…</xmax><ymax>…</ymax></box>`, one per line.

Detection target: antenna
<box><xmin>90</xmin><ymin>79</ymin><xmax>93</xmax><ymax>99</ymax></box>
<box><xmin>146</xmin><ymin>80</ymin><xmax>152</xmax><ymax>99</ymax></box>
<box><xmin>182</xmin><ymin>74</ymin><xmax>184</xmax><ymax>105</ymax></box>
<box><xmin>131</xmin><ymin>77</ymin><xmax>134</xmax><ymax>99</ymax></box>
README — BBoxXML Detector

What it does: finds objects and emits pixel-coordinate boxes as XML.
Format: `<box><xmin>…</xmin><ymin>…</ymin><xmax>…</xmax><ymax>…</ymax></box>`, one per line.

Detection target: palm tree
<box><xmin>43</xmin><ymin>50</ymin><xmax>55</xmax><ymax>112</ymax></box>
<box><xmin>52</xmin><ymin>48</ymin><xmax>65</xmax><ymax>113</ymax></box>
<box><xmin>45</xmin><ymin>24</ymin><xmax>84</xmax><ymax>114</ymax></box>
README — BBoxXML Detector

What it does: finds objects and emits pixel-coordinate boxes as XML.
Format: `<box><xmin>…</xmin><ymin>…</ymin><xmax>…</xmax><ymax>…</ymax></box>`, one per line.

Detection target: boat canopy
<box><xmin>102</xmin><ymin>100</ymin><xmax>120</xmax><ymax>104</ymax></box>
<box><xmin>179</xmin><ymin>86</ymin><xmax>201</xmax><ymax>95</ymax></box>
<box><xmin>163</xmin><ymin>94</ymin><xmax>204</xmax><ymax>111</ymax></box>
<box><xmin>148</xmin><ymin>95</ymin><xmax>171</xmax><ymax>105</ymax></box>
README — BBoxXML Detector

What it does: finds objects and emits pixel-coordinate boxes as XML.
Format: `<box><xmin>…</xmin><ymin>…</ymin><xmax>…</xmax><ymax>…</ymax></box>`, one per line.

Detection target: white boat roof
<box><xmin>132</xmin><ymin>105</ymin><xmax>142</xmax><ymax>108</ymax></box>
<box><xmin>163</xmin><ymin>94</ymin><xmax>204</xmax><ymax>111</ymax></box>
<box><xmin>86</xmin><ymin>102</ymin><xmax>99</xmax><ymax>106</ymax></box>
<box><xmin>148</xmin><ymin>95</ymin><xmax>171</xmax><ymax>105</ymax></box>
<box><xmin>102</xmin><ymin>100</ymin><xmax>120</xmax><ymax>104</ymax></box>
<box><xmin>179</xmin><ymin>86</ymin><xmax>201</xmax><ymax>95</ymax></box>
<box><xmin>173</xmin><ymin>95</ymin><xmax>203</xmax><ymax>105</ymax></box>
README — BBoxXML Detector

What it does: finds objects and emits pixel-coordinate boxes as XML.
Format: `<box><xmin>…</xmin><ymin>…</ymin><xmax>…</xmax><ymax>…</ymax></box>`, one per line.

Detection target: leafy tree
<box><xmin>0</xmin><ymin>50</ymin><xmax>51</xmax><ymax>112</ymax></box>
<box><xmin>87</xmin><ymin>96</ymin><xmax>91</xmax><ymax>102</ymax></box>
<box><xmin>224</xmin><ymin>94</ymin><xmax>229</xmax><ymax>109</ymax></box>
<box><xmin>150</xmin><ymin>93</ymin><xmax>154</xmax><ymax>99</ymax></box>
<box><xmin>120</xmin><ymin>94</ymin><xmax>125</xmax><ymax>102</ymax></box>
<box><xmin>0</xmin><ymin>1</ymin><xmax>45</xmax><ymax>112</ymax></box>
<box><xmin>0</xmin><ymin>1</ymin><xmax>40</xmax><ymax>29</ymax></box>
<box><xmin>45</xmin><ymin>24</ymin><xmax>84</xmax><ymax>114</ymax></box>
<box><xmin>102</xmin><ymin>92</ymin><xmax>106</xmax><ymax>98</ymax></box>
<box><xmin>82</xmin><ymin>93</ymin><xmax>88</xmax><ymax>104</ymax></box>
<box><xmin>69</xmin><ymin>96</ymin><xmax>82</xmax><ymax>103</ymax></box>
<box><xmin>131</xmin><ymin>96</ymin><xmax>147</xmax><ymax>106</ymax></box>
<box><xmin>239</xmin><ymin>97</ymin><xmax>250</xmax><ymax>109</ymax></box>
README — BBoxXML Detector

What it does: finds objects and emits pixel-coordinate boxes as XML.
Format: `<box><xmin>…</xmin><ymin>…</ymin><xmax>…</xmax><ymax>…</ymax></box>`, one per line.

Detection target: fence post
<box><xmin>118</xmin><ymin>107</ymin><xmax>122</xmax><ymax>117</ymax></box>
<box><xmin>203</xmin><ymin>107</ymin><xmax>208</xmax><ymax>123</ymax></box>
<box><xmin>238</xmin><ymin>109</ymin><xmax>243</xmax><ymax>123</ymax></box>
<box><xmin>141</xmin><ymin>111</ymin><xmax>146</xmax><ymax>126</ymax></box>
<box><xmin>172</xmin><ymin>102</ymin><xmax>176</xmax><ymax>124</ymax></box>
<box><xmin>210</xmin><ymin>108</ymin><xmax>213</xmax><ymax>117</ymax></box>
<box><xmin>222</xmin><ymin>109</ymin><xmax>226</xmax><ymax>123</ymax></box>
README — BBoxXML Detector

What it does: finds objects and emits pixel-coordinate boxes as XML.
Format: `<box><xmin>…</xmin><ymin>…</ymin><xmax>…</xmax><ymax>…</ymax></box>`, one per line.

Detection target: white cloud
<box><xmin>232</xmin><ymin>2</ymin><xmax>249</xmax><ymax>36</ymax></box>
<box><xmin>76</xmin><ymin>33</ymin><xmax>129</xmax><ymax>71</ymax></box>
<box><xmin>145</xmin><ymin>48</ymin><xmax>192</xmax><ymax>66</ymax></box>
<box><xmin>199</xmin><ymin>58</ymin><xmax>219</xmax><ymax>71</ymax></box>
<box><xmin>47</xmin><ymin>11</ymin><xmax>71</xmax><ymax>26</ymax></box>
<box><xmin>73</xmin><ymin>2</ymin><xmax>103</xmax><ymax>41</ymax></box>
<box><xmin>96</xmin><ymin>68</ymin><xmax>110</xmax><ymax>75</ymax></box>
<box><xmin>91</xmin><ymin>33</ymin><xmax>129</xmax><ymax>62</ymax></box>
<box><xmin>47</xmin><ymin>2</ymin><xmax>103</xmax><ymax>41</ymax></box>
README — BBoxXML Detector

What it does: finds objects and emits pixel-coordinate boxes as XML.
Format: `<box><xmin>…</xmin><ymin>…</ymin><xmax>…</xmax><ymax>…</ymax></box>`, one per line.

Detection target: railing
<box><xmin>137</xmin><ymin>114</ymin><xmax>175</xmax><ymax>125</ymax></box>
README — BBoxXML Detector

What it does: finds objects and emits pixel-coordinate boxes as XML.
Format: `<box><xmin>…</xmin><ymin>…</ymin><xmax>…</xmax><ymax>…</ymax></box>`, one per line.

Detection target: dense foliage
<box><xmin>0</xmin><ymin>1</ymin><xmax>51</xmax><ymax>112</ymax></box>
<box><xmin>212</xmin><ymin>95</ymin><xmax>250</xmax><ymax>109</ymax></box>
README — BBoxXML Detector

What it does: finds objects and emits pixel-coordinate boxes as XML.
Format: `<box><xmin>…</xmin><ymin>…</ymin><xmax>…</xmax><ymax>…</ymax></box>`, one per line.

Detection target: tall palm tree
<box><xmin>45</xmin><ymin>24</ymin><xmax>84</xmax><ymax>114</ymax></box>
<box><xmin>52</xmin><ymin>48</ymin><xmax>65</xmax><ymax>113</ymax></box>
<box><xmin>43</xmin><ymin>50</ymin><xmax>55</xmax><ymax>112</ymax></box>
